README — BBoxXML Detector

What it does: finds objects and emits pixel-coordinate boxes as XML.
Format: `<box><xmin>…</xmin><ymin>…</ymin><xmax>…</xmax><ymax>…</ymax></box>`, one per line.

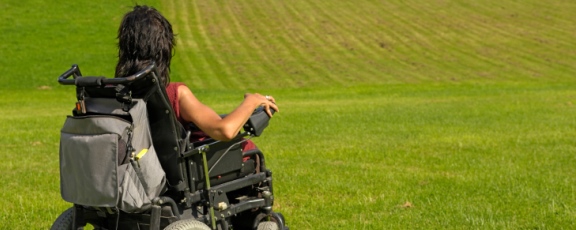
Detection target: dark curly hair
<box><xmin>115</xmin><ymin>5</ymin><xmax>175</xmax><ymax>86</ymax></box>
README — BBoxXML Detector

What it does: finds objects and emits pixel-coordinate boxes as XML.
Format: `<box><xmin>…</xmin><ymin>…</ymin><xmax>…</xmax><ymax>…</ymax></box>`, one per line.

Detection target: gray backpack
<box><xmin>59</xmin><ymin>97</ymin><xmax>166</xmax><ymax>213</ymax></box>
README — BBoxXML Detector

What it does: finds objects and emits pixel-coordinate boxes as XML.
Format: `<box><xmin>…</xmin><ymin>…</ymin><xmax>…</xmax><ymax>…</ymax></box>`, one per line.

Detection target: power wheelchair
<box><xmin>50</xmin><ymin>63</ymin><xmax>288</xmax><ymax>230</ymax></box>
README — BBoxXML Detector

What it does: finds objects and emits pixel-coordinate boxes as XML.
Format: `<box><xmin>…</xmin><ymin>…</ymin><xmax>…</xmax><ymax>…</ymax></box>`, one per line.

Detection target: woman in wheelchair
<box><xmin>115</xmin><ymin>5</ymin><xmax>279</xmax><ymax>142</ymax></box>
<box><xmin>52</xmin><ymin>5</ymin><xmax>287</xmax><ymax>230</ymax></box>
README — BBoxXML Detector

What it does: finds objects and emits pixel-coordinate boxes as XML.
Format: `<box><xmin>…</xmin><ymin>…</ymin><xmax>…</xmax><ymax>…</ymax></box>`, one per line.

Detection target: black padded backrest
<box><xmin>131</xmin><ymin>74</ymin><xmax>187</xmax><ymax>190</ymax></box>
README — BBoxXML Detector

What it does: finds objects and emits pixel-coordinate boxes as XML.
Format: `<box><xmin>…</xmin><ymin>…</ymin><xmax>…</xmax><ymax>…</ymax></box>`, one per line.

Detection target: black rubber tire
<box><xmin>50</xmin><ymin>208</ymin><xmax>74</xmax><ymax>230</ymax></box>
<box><xmin>257</xmin><ymin>221</ymin><xmax>279</xmax><ymax>230</ymax></box>
<box><xmin>164</xmin><ymin>219</ymin><xmax>211</xmax><ymax>230</ymax></box>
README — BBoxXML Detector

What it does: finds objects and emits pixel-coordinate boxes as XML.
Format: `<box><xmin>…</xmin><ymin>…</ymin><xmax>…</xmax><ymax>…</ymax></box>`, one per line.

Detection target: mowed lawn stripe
<box><xmin>164</xmin><ymin>0</ymin><xmax>210</xmax><ymax>87</ymax></box>
<box><xmin>162</xmin><ymin>0</ymin><xmax>576</xmax><ymax>89</ymax></box>
<box><xmin>379</xmin><ymin>2</ymin><xmax>452</xmax><ymax>81</ymax></box>
<box><xmin>221</xmin><ymin>2</ymin><xmax>290</xmax><ymax>89</ymax></box>
<box><xmin>258</xmin><ymin>1</ymin><xmax>339</xmax><ymax>87</ymax></box>
<box><xmin>271</xmin><ymin>1</ymin><xmax>340</xmax><ymax>86</ymax></box>
<box><xmin>358</xmin><ymin>2</ymin><xmax>431</xmax><ymax>82</ymax></box>
<box><xmin>229</xmin><ymin>0</ymin><xmax>300</xmax><ymax>89</ymax></box>
<box><xmin>262</xmin><ymin>0</ymin><xmax>339</xmax><ymax>88</ymax></box>
<box><xmin>168</xmin><ymin>0</ymin><xmax>233</xmax><ymax>88</ymax></box>
<box><xmin>195</xmin><ymin>1</ymin><xmax>240</xmax><ymax>88</ymax></box>
<box><xmin>304</xmin><ymin>0</ymin><xmax>390</xmax><ymax>84</ymax></box>
<box><xmin>425</xmin><ymin>1</ymin><xmax>516</xmax><ymax>81</ymax></box>
<box><xmin>188</xmin><ymin>0</ymin><xmax>233</xmax><ymax>88</ymax></box>
<box><xmin>340</xmin><ymin>0</ymin><xmax>424</xmax><ymax>83</ymax></box>
<box><xmin>452</xmin><ymin>1</ymin><xmax>573</xmax><ymax>79</ymax></box>
<box><xmin>417</xmin><ymin>1</ymin><xmax>513</xmax><ymax>80</ymax></box>
<box><xmin>378</xmin><ymin>1</ymin><xmax>523</xmax><ymax>81</ymax></box>
<box><xmin>501</xmin><ymin>1</ymin><xmax>576</xmax><ymax>76</ymax></box>
<box><xmin>216</xmin><ymin>0</ymin><xmax>277</xmax><ymax>89</ymax></box>
<box><xmin>457</xmin><ymin>1</ymin><xmax>551</xmax><ymax>78</ymax></box>
<box><xmin>276</xmin><ymin>1</ymin><xmax>353</xmax><ymax>85</ymax></box>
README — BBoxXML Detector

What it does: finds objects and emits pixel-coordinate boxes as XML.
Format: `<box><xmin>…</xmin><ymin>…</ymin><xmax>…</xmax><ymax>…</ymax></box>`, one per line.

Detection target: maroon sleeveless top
<box><xmin>166</xmin><ymin>82</ymin><xmax>186</xmax><ymax>126</ymax></box>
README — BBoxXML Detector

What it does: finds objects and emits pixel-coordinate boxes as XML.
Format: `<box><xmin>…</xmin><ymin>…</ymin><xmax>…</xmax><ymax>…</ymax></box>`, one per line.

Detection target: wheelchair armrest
<box><xmin>182</xmin><ymin>135</ymin><xmax>246</xmax><ymax>158</ymax></box>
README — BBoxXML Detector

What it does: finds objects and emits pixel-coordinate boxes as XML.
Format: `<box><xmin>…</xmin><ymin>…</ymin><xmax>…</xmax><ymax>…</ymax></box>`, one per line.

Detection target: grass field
<box><xmin>1</xmin><ymin>0</ymin><xmax>576</xmax><ymax>229</ymax></box>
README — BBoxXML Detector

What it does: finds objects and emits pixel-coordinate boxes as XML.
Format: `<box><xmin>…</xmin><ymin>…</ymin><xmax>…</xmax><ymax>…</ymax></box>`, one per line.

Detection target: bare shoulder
<box><xmin>177</xmin><ymin>84</ymin><xmax>192</xmax><ymax>96</ymax></box>
<box><xmin>177</xmin><ymin>84</ymin><xmax>199</xmax><ymax>103</ymax></box>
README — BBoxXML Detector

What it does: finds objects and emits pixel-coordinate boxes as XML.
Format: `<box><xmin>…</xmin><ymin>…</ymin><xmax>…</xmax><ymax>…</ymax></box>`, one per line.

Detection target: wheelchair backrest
<box><xmin>59</xmin><ymin>63</ymin><xmax>188</xmax><ymax>192</ymax></box>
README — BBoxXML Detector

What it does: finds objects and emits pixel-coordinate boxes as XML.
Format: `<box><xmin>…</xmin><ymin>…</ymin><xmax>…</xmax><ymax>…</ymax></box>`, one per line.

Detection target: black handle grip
<box><xmin>57</xmin><ymin>64</ymin><xmax>82</xmax><ymax>84</ymax></box>
<box><xmin>58</xmin><ymin>62</ymin><xmax>156</xmax><ymax>86</ymax></box>
<box><xmin>243</xmin><ymin>106</ymin><xmax>275</xmax><ymax>137</ymax></box>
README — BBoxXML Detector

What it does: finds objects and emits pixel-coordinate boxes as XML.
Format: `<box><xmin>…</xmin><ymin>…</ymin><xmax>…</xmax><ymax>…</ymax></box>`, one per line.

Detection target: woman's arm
<box><xmin>177</xmin><ymin>85</ymin><xmax>279</xmax><ymax>141</ymax></box>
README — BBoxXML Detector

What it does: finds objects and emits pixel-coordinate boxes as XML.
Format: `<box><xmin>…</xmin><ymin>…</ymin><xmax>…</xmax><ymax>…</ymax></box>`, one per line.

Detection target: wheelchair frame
<box><xmin>53</xmin><ymin>63</ymin><xmax>288</xmax><ymax>230</ymax></box>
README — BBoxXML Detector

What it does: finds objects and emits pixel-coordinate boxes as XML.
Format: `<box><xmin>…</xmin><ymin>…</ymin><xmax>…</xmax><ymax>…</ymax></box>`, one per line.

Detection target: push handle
<box><xmin>58</xmin><ymin>62</ymin><xmax>156</xmax><ymax>86</ymax></box>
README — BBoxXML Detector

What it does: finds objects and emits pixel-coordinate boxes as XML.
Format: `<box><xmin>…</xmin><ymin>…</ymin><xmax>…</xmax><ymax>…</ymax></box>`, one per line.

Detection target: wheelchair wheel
<box><xmin>254</xmin><ymin>212</ymin><xmax>286</xmax><ymax>230</ymax></box>
<box><xmin>50</xmin><ymin>208</ymin><xmax>74</xmax><ymax>230</ymax></box>
<box><xmin>257</xmin><ymin>221</ymin><xmax>279</xmax><ymax>230</ymax></box>
<box><xmin>164</xmin><ymin>219</ymin><xmax>210</xmax><ymax>230</ymax></box>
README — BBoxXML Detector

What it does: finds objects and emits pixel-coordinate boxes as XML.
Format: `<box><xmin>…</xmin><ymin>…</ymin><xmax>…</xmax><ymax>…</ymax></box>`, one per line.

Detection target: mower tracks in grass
<box><xmin>221</xmin><ymin>1</ymin><xmax>288</xmax><ymax>89</ymax></box>
<box><xmin>303</xmin><ymin>0</ymin><xmax>386</xmax><ymax>84</ymax></box>
<box><xmin>187</xmin><ymin>0</ymin><xmax>231</xmax><ymax>88</ymax></box>
<box><xmin>164</xmin><ymin>0</ymin><xmax>208</xmax><ymax>87</ymax></box>
<box><xmin>230</xmin><ymin>0</ymin><xmax>303</xmax><ymax>88</ymax></box>
<box><xmin>257</xmin><ymin>1</ymin><xmax>336</xmax><ymax>87</ymax></box>
<box><xmin>163</xmin><ymin>0</ymin><xmax>576</xmax><ymax>88</ymax></box>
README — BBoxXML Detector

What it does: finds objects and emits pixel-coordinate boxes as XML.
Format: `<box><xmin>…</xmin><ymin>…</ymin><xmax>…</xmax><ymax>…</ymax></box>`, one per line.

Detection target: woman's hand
<box><xmin>245</xmin><ymin>93</ymin><xmax>279</xmax><ymax>117</ymax></box>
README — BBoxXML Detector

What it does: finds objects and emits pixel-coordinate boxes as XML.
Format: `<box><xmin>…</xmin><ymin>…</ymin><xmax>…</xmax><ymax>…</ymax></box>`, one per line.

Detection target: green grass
<box><xmin>262</xmin><ymin>82</ymin><xmax>576</xmax><ymax>229</ymax></box>
<box><xmin>1</xmin><ymin>0</ymin><xmax>576</xmax><ymax>229</ymax></box>
<box><xmin>164</xmin><ymin>0</ymin><xmax>576</xmax><ymax>88</ymax></box>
